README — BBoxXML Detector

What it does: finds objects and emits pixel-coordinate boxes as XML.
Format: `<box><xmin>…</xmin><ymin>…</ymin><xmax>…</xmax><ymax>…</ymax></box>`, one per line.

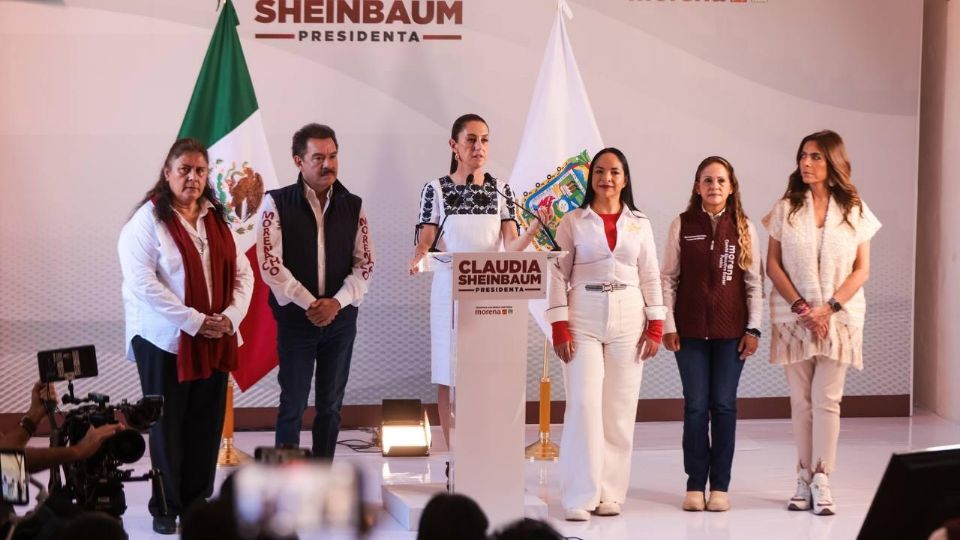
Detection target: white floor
<box><xmin>21</xmin><ymin>410</ymin><xmax>960</xmax><ymax>540</ymax></box>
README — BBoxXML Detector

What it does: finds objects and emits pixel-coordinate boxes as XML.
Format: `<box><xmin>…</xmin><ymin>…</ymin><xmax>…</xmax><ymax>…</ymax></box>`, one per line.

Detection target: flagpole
<box><xmin>525</xmin><ymin>337</ymin><xmax>559</xmax><ymax>461</ymax></box>
<box><xmin>218</xmin><ymin>375</ymin><xmax>252</xmax><ymax>467</ymax></box>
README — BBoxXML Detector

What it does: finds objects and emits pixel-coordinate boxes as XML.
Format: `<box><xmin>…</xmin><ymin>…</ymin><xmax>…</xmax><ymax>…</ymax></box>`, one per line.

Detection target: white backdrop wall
<box><xmin>0</xmin><ymin>0</ymin><xmax>920</xmax><ymax>412</ymax></box>
<box><xmin>916</xmin><ymin>0</ymin><xmax>960</xmax><ymax>423</ymax></box>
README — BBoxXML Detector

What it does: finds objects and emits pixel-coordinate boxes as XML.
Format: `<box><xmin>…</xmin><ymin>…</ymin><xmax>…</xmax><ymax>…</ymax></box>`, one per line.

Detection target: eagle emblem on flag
<box><xmin>212</xmin><ymin>159</ymin><xmax>265</xmax><ymax>235</ymax></box>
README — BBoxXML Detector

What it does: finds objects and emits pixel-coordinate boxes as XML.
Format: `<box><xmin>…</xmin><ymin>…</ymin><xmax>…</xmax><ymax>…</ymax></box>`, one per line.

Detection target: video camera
<box><xmin>38</xmin><ymin>345</ymin><xmax>165</xmax><ymax>517</ymax></box>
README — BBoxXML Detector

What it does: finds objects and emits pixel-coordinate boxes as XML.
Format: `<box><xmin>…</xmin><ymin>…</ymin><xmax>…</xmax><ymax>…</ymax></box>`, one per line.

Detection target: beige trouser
<box><xmin>784</xmin><ymin>356</ymin><xmax>848</xmax><ymax>475</ymax></box>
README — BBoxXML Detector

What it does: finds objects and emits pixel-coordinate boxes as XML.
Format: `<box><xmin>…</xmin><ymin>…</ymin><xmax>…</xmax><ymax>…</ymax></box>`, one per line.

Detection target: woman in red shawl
<box><xmin>118</xmin><ymin>138</ymin><xmax>253</xmax><ymax>534</ymax></box>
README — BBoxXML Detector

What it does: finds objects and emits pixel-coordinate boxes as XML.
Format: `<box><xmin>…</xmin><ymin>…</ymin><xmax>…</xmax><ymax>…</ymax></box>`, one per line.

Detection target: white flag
<box><xmin>507</xmin><ymin>0</ymin><xmax>604</xmax><ymax>337</ymax></box>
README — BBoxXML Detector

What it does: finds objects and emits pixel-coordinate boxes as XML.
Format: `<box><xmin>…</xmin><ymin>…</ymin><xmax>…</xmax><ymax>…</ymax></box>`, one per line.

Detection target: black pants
<box><xmin>133</xmin><ymin>335</ymin><xmax>227</xmax><ymax>517</ymax></box>
<box><xmin>274</xmin><ymin>305</ymin><xmax>358</xmax><ymax>458</ymax></box>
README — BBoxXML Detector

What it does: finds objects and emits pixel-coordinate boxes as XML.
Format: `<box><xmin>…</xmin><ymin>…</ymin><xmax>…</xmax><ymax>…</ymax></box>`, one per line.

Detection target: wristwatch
<box><xmin>745</xmin><ymin>328</ymin><xmax>761</xmax><ymax>338</ymax></box>
<box><xmin>18</xmin><ymin>415</ymin><xmax>37</xmax><ymax>437</ymax></box>
<box><xmin>827</xmin><ymin>297</ymin><xmax>843</xmax><ymax>313</ymax></box>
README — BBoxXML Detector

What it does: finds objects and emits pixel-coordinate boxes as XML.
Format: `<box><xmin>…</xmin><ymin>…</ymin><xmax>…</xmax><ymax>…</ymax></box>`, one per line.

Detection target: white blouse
<box><xmin>118</xmin><ymin>200</ymin><xmax>254</xmax><ymax>360</ymax></box>
<box><xmin>546</xmin><ymin>206</ymin><xmax>667</xmax><ymax>323</ymax></box>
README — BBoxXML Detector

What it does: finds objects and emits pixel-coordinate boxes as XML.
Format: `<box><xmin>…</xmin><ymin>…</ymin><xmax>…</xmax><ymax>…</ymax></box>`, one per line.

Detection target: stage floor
<box><xmin>22</xmin><ymin>409</ymin><xmax>960</xmax><ymax>539</ymax></box>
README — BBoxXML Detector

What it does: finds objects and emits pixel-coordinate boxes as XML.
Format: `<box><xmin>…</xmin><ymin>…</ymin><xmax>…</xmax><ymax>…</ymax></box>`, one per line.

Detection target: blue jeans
<box><xmin>275</xmin><ymin>305</ymin><xmax>358</xmax><ymax>458</ymax></box>
<box><xmin>675</xmin><ymin>338</ymin><xmax>744</xmax><ymax>492</ymax></box>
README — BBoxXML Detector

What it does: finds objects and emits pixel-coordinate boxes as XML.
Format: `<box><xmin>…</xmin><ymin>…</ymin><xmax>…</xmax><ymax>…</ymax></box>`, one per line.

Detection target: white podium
<box><xmin>382</xmin><ymin>251</ymin><xmax>559</xmax><ymax>530</ymax></box>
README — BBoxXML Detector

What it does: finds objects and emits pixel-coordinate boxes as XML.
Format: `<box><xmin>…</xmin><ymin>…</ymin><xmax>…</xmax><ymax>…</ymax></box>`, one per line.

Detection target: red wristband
<box><xmin>551</xmin><ymin>320</ymin><xmax>572</xmax><ymax>345</ymax></box>
<box><xmin>644</xmin><ymin>320</ymin><xmax>664</xmax><ymax>344</ymax></box>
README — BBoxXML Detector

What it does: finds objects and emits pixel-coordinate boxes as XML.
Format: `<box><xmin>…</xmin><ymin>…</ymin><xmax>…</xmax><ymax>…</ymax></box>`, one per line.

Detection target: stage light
<box><xmin>381</xmin><ymin>399</ymin><xmax>431</xmax><ymax>457</ymax></box>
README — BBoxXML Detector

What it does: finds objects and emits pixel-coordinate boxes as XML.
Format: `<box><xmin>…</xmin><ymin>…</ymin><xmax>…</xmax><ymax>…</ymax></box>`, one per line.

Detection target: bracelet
<box><xmin>18</xmin><ymin>415</ymin><xmax>37</xmax><ymax>437</ymax></box>
<box><xmin>790</xmin><ymin>297</ymin><xmax>811</xmax><ymax>315</ymax></box>
<box><xmin>827</xmin><ymin>297</ymin><xmax>843</xmax><ymax>313</ymax></box>
<box><xmin>745</xmin><ymin>328</ymin><xmax>761</xmax><ymax>339</ymax></box>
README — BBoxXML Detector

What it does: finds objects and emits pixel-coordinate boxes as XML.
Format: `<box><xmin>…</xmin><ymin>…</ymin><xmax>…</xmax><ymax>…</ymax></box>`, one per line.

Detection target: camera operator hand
<box><xmin>72</xmin><ymin>424</ymin><xmax>124</xmax><ymax>461</ymax></box>
<box><xmin>24</xmin><ymin>423</ymin><xmax>123</xmax><ymax>473</ymax></box>
<box><xmin>28</xmin><ymin>381</ymin><xmax>56</xmax><ymax>420</ymax></box>
<box><xmin>0</xmin><ymin>382</ymin><xmax>56</xmax><ymax>449</ymax></box>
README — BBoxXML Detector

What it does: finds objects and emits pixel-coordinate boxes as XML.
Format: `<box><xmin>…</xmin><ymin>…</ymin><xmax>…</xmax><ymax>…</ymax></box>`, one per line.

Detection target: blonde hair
<box><xmin>686</xmin><ymin>156</ymin><xmax>752</xmax><ymax>271</ymax></box>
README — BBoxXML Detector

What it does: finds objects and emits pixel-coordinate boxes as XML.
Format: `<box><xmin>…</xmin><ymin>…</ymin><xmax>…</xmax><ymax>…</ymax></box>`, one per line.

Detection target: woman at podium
<box><xmin>409</xmin><ymin>113</ymin><xmax>541</xmax><ymax>445</ymax></box>
<box><xmin>546</xmin><ymin>147</ymin><xmax>666</xmax><ymax>522</ymax></box>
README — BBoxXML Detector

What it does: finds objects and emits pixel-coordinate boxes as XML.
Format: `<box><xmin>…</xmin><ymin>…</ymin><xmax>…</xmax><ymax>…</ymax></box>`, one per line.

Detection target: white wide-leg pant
<box><xmin>560</xmin><ymin>286</ymin><xmax>646</xmax><ymax>511</ymax></box>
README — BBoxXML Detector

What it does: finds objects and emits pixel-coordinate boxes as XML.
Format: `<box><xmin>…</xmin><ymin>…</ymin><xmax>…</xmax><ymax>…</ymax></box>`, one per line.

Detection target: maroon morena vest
<box><xmin>674</xmin><ymin>209</ymin><xmax>748</xmax><ymax>339</ymax></box>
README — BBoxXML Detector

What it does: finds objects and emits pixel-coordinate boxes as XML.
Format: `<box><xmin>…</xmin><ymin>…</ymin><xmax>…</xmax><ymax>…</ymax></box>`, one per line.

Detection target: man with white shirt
<box><xmin>256</xmin><ymin>123</ymin><xmax>375</xmax><ymax>459</ymax></box>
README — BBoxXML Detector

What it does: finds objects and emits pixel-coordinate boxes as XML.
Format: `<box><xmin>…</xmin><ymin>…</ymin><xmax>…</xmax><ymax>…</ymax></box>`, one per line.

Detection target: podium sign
<box><xmin>449</xmin><ymin>251</ymin><xmax>549</xmax><ymax>528</ymax></box>
<box><xmin>381</xmin><ymin>251</ymin><xmax>560</xmax><ymax>530</ymax></box>
<box><xmin>451</xmin><ymin>252</ymin><xmax>548</xmax><ymax>301</ymax></box>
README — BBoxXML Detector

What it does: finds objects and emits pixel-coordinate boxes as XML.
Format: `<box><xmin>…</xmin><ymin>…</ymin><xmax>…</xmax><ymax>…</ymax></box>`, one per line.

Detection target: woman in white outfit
<box><xmin>547</xmin><ymin>147</ymin><xmax>666</xmax><ymax>521</ymax></box>
<box><xmin>409</xmin><ymin>113</ymin><xmax>541</xmax><ymax>445</ymax></box>
<box><xmin>763</xmin><ymin>130</ymin><xmax>880</xmax><ymax>516</ymax></box>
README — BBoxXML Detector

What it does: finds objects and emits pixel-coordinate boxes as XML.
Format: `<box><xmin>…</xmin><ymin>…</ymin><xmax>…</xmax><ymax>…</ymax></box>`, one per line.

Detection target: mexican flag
<box><xmin>507</xmin><ymin>0</ymin><xmax>603</xmax><ymax>338</ymax></box>
<box><xmin>178</xmin><ymin>0</ymin><xmax>279</xmax><ymax>391</ymax></box>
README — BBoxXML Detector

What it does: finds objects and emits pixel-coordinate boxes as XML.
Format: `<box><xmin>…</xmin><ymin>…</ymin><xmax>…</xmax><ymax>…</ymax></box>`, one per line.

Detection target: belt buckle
<box><xmin>601</xmin><ymin>283</ymin><xmax>614</xmax><ymax>293</ymax></box>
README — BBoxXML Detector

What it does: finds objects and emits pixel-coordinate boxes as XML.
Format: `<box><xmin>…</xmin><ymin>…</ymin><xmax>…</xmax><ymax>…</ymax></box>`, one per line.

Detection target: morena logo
<box><xmin>474</xmin><ymin>306</ymin><xmax>515</xmax><ymax>316</ymax></box>
<box><xmin>254</xmin><ymin>0</ymin><xmax>463</xmax><ymax>43</ymax></box>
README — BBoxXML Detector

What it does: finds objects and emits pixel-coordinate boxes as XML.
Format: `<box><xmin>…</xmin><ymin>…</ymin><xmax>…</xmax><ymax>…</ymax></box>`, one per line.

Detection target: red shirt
<box><xmin>599</xmin><ymin>213</ymin><xmax>618</xmax><ymax>251</ymax></box>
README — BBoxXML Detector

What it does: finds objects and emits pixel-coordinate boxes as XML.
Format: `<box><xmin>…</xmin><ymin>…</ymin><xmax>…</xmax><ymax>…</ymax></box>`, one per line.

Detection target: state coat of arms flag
<box><xmin>507</xmin><ymin>0</ymin><xmax>604</xmax><ymax>338</ymax></box>
<box><xmin>178</xmin><ymin>0</ymin><xmax>279</xmax><ymax>391</ymax></box>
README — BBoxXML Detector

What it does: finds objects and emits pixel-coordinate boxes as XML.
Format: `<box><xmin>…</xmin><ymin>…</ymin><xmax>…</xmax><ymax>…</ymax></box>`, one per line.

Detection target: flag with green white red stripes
<box><xmin>178</xmin><ymin>0</ymin><xmax>279</xmax><ymax>391</ymax></box>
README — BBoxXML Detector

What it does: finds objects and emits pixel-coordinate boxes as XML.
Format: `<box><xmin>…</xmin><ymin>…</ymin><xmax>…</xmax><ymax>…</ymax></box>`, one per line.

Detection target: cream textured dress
<box><xmin>762</xmin><ymin>193</ymin><xmax>881</xmax><ymax>370</ymax></box>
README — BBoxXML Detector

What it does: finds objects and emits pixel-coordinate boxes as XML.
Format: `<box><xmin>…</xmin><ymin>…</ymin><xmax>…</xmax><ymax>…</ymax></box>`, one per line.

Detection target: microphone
<box><xmin>490</xmin><ymin>174</ymin><xmax>561</xmax><ymax>251</ymax></box>
<box><xmin>429</xmin><ymin>173</ymin><xmax>472</xmax><ymax>253</ymax></box>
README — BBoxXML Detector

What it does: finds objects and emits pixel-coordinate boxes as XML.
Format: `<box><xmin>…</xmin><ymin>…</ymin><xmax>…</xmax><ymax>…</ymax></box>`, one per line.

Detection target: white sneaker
<box><xmin>564</xmin><ymin>508</ymin><xmax>591</xmax><ymax>521</ymax></box>
<box><xmin>787</xmin><ymin>476</ymin><xmax>812</xmax><ymax>511</ymax></box>
<box><xmin>595</xmin><ymin>501</ymin><xmax>621</xmax><ymax>516</ymax></box>
<box><xmin>809</xmin><ymin>473</ymin><xmax>835</xmax><ymax>516</ymax></box>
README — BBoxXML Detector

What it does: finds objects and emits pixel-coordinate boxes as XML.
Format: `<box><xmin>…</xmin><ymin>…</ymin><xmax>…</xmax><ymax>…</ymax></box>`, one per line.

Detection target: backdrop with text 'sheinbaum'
<box><xmin>0</xmin><ymin>0</ymin><xmax>920</xmax><ymax>418</ymax></box>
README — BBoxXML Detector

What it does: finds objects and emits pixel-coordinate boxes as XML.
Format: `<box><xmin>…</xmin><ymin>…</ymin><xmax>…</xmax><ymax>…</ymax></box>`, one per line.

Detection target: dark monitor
<box><xmin>37</xmin><ymin>345</ymin><xmax>98</xmax><ymax>383</ymax></box>
<box><xmin>859</xmin><ymin>445</ymin><xmax>960</xmax><ymax>540</ymax></box>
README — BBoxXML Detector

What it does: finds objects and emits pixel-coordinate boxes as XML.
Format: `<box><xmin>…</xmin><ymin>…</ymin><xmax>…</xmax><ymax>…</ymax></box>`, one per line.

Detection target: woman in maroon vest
<box><xmin>661</xmin><ymin>156</ymin><xmax>763</xmax><ymax>512</ymax></box>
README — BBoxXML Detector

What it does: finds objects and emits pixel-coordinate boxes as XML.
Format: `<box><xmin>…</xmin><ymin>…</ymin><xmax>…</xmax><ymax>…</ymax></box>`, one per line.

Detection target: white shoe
<box><xmin>595</xmin><ymin>501</ymin><xmax>621</xmax><ymax>516</ymax></box>
<box><xmin>564</xmin><ymin>508</ymin><xmax>591</xmax><ymax>521</ymax></box>
<box><xmin>787</xmin><ymin>476</ymin><xmax>812</xmax><ymax>511</ymax></box>
<box><xmin>810</xmin><ymin>473</ymin><xmax>835</xmax><ymax>516</ymax></box>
